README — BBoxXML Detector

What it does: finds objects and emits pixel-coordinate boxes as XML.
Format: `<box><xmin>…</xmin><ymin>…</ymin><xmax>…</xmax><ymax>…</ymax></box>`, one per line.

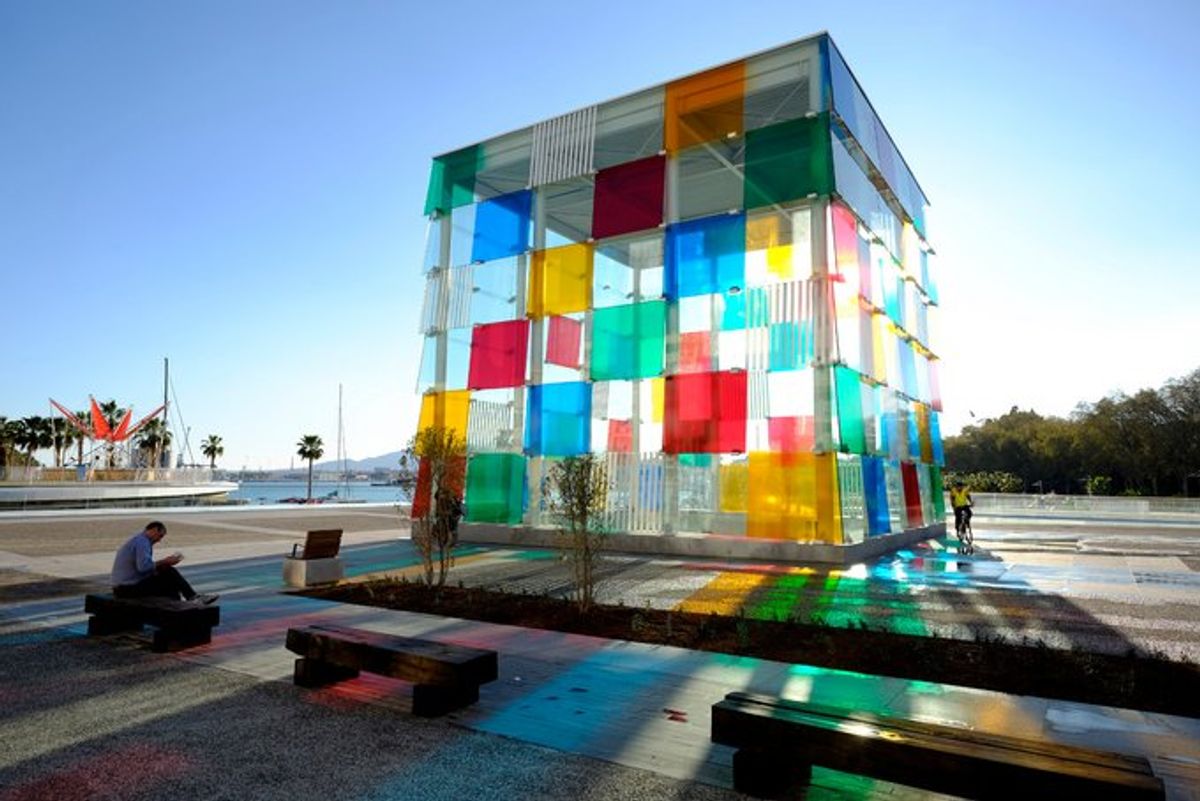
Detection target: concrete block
<box><xmin>282</xmin><ymin>556</ymin><xmax>344</xmax><ymax>588</ymax></box>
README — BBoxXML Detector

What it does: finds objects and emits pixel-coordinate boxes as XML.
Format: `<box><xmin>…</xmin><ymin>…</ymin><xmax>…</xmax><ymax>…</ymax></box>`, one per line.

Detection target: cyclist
<box><xmin>949</xmin><ymin>480</ymin><xmax>973</xmax><ymax>544</ymax></box>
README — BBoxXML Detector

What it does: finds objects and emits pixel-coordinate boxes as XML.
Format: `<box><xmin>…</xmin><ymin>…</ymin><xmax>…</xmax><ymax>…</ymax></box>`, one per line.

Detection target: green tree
<box><xmin>408</xmin><ymin>427</ymin><xmax>466</xmax><ymax>587</ymax></box>
<box><xmin>544</xmin><ymin>454</ymin><xmax>609</xmax><ymax>613</ymax></box>
<box><xmin>16</xmin><ymin>416</ymin><xmax>52</xmax><ymax>466</ymax></box>
<box><xmin>0</xmin><ymin>416</ymin><xmax>16</xmax><ymax>473</ymax></box>
<box><xmin>135</xmin><ymin>417</ymin><xmax>172</xmax><ymax>469</ymax></box>
<box><xmin>49</xmin><ymin>417</ymin><xmax>77</xmax><ymax>468</ymax></box>
<box><xmin>201</xmin><ymin>435</ymin><xmax>224</xmax><ymax>469</ymax></box>
<box><xmin>73</xmin><ymin>409</ymin><xmax>91</xmax><ymax>466</ymax></box>
<box><xmin>296</xmin><ymin>435</ymin><xmax>325</xmax><ymax>501</ymax></box>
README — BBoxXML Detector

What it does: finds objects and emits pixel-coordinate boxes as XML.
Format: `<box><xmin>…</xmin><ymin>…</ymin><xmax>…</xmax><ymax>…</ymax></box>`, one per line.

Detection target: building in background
<box><xmin>413</xmin><ymin>33</ymin><xmax>944</xmax><ymax>561</ymax></box>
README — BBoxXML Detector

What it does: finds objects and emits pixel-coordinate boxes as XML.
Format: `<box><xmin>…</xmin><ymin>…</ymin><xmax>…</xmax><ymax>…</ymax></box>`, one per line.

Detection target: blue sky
<box><xmin>2</xmin><ymin>0</ymin><xmax>1197</xmax><ymax>470</ymax></box>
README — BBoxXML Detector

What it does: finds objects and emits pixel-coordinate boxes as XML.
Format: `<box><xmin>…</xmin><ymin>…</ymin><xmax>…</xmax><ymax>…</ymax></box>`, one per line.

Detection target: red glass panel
<box><xmin>607</xmin><ymin>419</ymin><xmax>633</xmax><ymax>452</ymax></box>
<box><xmin>592</xmin><ymin>155</ymin><xmax>666</xmax><ymax>240</ymax></box>
<box><xmin>768</xmin><ymin>416</ymin><xmax>815</xmax><ymax>453</ymax></box>
<box><xmin>546</xmin><ymin>316</ymin><xmax>582</xmax><ymax>369</ymax></box>
<box><xmin>468</xmin><ymin>320</ymin><xmax>529</xmax><ymax>389</ymax></box>
<box><xmin>664</xmin><ymin>370</ymin><xmax>747</xmax><ymax>453</ymax></box>
<box><xmin>678</xmin><ymin>331</ymin><xmax>712</xmax><ymax>373</ymax></box>
<box><xmin>901</xmin><ymin>462</ymin><xmax>923</xmax><ymax>527</ymax></box>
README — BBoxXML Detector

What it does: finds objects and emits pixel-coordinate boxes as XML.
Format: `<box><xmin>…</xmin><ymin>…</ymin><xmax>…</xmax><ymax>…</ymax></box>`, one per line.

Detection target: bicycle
<box><xmin>953</xmin><ymin>506</ymin><xmax>974</xmax><ymax>554</ymax></box>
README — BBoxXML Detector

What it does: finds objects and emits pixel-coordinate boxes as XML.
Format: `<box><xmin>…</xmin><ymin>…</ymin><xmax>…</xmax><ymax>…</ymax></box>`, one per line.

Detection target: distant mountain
<box><xmin>311</xmin><ymin>450</ymin><xmax>409</xmax><ymax>472</ymax></box>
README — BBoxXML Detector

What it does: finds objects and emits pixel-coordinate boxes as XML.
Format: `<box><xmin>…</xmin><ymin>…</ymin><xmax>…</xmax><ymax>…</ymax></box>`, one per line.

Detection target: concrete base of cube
<box><xmin>283</xmin><ymin>557</ymin><xmax>344</xmax><ymax>588</ymax></box>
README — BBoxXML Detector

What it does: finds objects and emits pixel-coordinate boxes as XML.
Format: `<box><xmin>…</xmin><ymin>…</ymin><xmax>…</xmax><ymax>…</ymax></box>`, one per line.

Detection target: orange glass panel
<box><xmin>665</xmin><ymin>61</ymin><xmax>745</xmax><ymax>153</ymax></box>
<box><xmin>746</xmin><ymin>452</ymin><xmax>840</xmax><ymax>542</ymax></box>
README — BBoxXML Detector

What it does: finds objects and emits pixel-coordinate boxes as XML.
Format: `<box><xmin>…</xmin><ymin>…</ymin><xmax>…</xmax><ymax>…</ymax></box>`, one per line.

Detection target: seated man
<box><xmin>111</xmin><ymin>520</ymin><xmax>218</xmax><ymax>605</ymax></box>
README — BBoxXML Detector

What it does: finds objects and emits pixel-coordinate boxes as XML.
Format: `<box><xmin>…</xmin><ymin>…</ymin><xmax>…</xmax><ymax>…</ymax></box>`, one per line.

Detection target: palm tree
<box><xmin>0</xmin><ymin>416</ymin><xmax>15</xmax><ymax>473</ymax></box>
<box><xmin>296</xmin><ymin>435</ymin><xmax>325</xmax><ymax>501</ymax></box>
<box><xmin>136</xmin><ymin>417</ymin><xmax>172</xmax><ymax>469</ymax></box>
<box><xmin>50</xmin><ymin>417</ymin><xmax>77</xmax><ymax>467</ymax></box>
<box><xmin>17</xmin><ymin>416</ymin><xmax>52</xmax><ymax>466</ymax></box>
<box><xmin>74</xmin><ymin>409</ymin><xmax>91</xmax><ymax>466</ymax></box>
<box><xmin>201</xmin><ymin>435</ymin><xmax>224</xmax><ymax>469</ymax></box>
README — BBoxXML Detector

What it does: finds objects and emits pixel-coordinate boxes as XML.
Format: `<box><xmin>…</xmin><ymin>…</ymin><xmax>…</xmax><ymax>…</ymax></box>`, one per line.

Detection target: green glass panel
<box><xmin>591</xmin><ymin>300</ymin><xmax>666</xmax><ymax>381</ymax></box>
<box><xmin>465</xmin><ymin>452</ymin><xmax>525</xmax><ymax>524</ymax></box>
<box><xmin>930</xmin><ymin>464</ymin><xmax>945</xmax><ymax>520</ymax></box>
<box><xmin>743</xmin><ymin>112</ymin><xmax>833</xmax><ymax>210</ymax></box>
<box><xmin>835</xmin><ymin>365</ymin><xmax>866</xmax><ymax>454</ymax></box>
<box><xmin>424</xmin><ymin>145</ymin><xmax>481</xmax><ymax>216</ymax></box>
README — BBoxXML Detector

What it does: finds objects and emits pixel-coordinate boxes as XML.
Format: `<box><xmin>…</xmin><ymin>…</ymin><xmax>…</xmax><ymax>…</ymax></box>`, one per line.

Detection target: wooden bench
<box><xmin>283</xmin><ymin>529</ymin><xmax>344</xmax><ymax>587</ymax></box>
<box><xmin>711</xmin><ymin>691</ymin><xmax>1164</xmax><ymax>800</ymax></box>
<box><xmin>84</xmin><ymin>593</ymin><xmax>220</xmax><ymax>653</ymax></box>
<box><xmin>285</xmin><ymin>624</ymin><xmax>497</xmax><ymax>717</ymax></box>
<box><xmin>290</xmin><ymin>529</ymin><xmax>342</xmax><ymax>559</ymax></box>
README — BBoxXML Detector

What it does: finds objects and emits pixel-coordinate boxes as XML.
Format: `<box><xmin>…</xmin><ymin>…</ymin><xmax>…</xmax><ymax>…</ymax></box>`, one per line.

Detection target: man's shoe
<box><xmin>193</xmin><ymin>594</ymin><xmax>219</xmax><ymax>605</ymax></box>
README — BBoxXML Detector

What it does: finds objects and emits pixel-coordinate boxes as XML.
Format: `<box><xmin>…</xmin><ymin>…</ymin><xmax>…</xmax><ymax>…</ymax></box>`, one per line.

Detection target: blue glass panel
<box><xmin>906</xmin><ymin>403</ymin><xmax>921</xmax><ymax>461</ymax></box>
<box><xmin>862</xmin><ymin>455</ymin><xmax>890</xmax><ymax>536</ymax></box>
<box><xmin>471</xmin><ymin>190</ymin><xmax>533</xmax><ymax>263</ymax></box>
<box><xmin>525</xmin><ymin>381</ymin><xmax>591</xmax><ymax>456</ymax></box>
<box><xmin>768</xmin><ymin>321</ymin><xmax>813</xmax><ymax>371</ymax></box>
<box><xmin>720</xmin><ymin>286</ymin><xmax>769</xmax><ymax>330</ymax></box>
<box><xmin>665</xmin><ymin>213</ymin><xmax>746</xmax><ymax>300</ymax></box>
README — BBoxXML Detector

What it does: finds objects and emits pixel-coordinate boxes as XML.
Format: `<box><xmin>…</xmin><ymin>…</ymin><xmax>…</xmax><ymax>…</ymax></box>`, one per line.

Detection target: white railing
<box><xmin>0</xmin><ymin>466</ymin><xmax>215</xmax><ymax>484</ymax></box>
<box><xmin>970</xmin><ymin>492</ymin><xmax>1200</xmax><ymax>520</ymax></box>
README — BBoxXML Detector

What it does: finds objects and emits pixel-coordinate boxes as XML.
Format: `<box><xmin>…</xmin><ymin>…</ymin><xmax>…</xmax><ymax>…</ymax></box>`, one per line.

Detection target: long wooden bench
<box><xmin>285</xmin><ymin>624</ymin><xmax>498</xmax><ymax>717</ymax></box>
<box><xmin>84</xmin><ymin>593</ymin><xmax>220</xmax><ymax>653</ymax></box>
<box><xmin>711</xmin><ymin>691</ymin><xmax>1164</xmax><ymax>800</ymax></box>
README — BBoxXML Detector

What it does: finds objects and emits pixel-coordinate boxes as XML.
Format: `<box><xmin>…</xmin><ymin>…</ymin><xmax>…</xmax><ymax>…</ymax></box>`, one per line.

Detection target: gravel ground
<box><xmin>0</xmin><ymin>629</ymin><xmax>746</xmax><ymax>801</ymax></box>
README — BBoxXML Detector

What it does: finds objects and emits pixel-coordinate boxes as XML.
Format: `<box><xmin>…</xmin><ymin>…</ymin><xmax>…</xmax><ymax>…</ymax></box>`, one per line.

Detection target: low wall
<box><xmin>459</xmin><ymin>522</ymin><xmax>946</xmax><ymax>566</ymax></box>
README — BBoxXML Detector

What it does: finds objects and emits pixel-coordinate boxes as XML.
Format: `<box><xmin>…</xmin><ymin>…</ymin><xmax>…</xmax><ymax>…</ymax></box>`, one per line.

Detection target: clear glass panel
<box><xmin>449</xmin><ymin>203</ymin><xmax>477</xmax><ymax>268</ymax></box>
<box><xmin>746</xmin><ymin>205</ymin><xmax>813</xmax><ymax>286</ymax></box>
<box><xmin>540</xmin><ymin>177</ymin><xmax>594</xmax><ymax>248</ymax></box>
<box><xmin>475</xmin><ymin>129</ymin><xmax>532</xmax><ymax>200</ymax></box>
<box><xmin>593</xmin><ymin>231</ymin><xmax>664</xmax><ymax>308</ymax></box>
<box><xmin>743</xmin><ymin>40</ymin><xmax>821</xmax><ymax>132</ymax></box>
<box><xmin>467</xmin><ymin>388</ymin><xmax>517</xmax><ymax>453</ymax></box>
<box><xmin>838</xmin><ymin>454</ymin><xmax>866</xmax><ymax>544</ymax></box>
<box><xmin>594</xmin><ymin>87</ymin><xmax>664</xmax><ymax>170</ymax></box>
<box><xmin>445</xmin><ymin>327</ymin><xmax>472</xmax><ymax>390</ymax></box>
<box><xmin>416</xmin><ymin>334</ymin><xmax>437</xmax><ymax>393</ymax></box>
<box><xmin>469</xmin><ymin>257</ymin><xmax>520</xmax><ymax>326</ymax></box>
<box><xmin>831</xmin><ymin>130</ymin><xmax>901</xmax><ymax>259</ymax></box>
<box><xmin>422</xmin><ymin>219</ymin><xmax>443</xmax><ymax>273</ymax></box>
<box><xmin>674</xmin><ymin>139</ymin><xmax>745</xmax><ymax>221</ymax></box>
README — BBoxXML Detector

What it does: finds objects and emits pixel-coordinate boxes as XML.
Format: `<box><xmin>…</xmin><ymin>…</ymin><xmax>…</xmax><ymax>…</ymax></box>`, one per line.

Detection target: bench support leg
<box><xmin>152</xmin><ymin>626</ymin><xmax>212</xmax><ymax>653</ymax></box>
<box><xmin>731</xmin><ymin>748</ymin><xmax>812</xmax><ymax>799</ymax></box>
<box><xmin>412</xmin><ymin>683</ymin><xmax>479</xmax><ymax>717</ymax></box>
<box><xmin>87</xmin><ymin>614</ymin><xmax>143</xmax><ymax>636</ymax></box>
<box><xmin>294</xmin><ymin>657</ymin><xmax>359</xmax><ymax>688</ymax></box>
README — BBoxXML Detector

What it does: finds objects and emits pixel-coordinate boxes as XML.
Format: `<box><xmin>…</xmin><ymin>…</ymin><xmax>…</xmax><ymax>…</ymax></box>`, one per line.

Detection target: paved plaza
<box><xmin>1</xmin><ymin>506</ymin><xmax>1198</xmax><ymax>799</ymax></box>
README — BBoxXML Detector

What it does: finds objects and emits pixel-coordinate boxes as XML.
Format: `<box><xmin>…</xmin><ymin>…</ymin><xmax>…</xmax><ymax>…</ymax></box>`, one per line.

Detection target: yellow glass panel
<box><xmin>915</xmin><ymin>403</ymin><xmax>933</xmax><ymax>463</ymax></box>
<box><xmin>719</xmin><ymin>461</ymin><xmax>748</xmax><ymax>512</ymax></box>
<box><xmin>871</xmin><ymin>313</ymin><xmax>887</xmax><ymax>383</ymax></box>
<box><xmin>814</xmin><ymin>452</ymin><xmax>841</xmax><ymax>544</ymax></box>
<box><xmin>650</xmin><ymin>377</ymin><xmax>665</xmax><ymax>423</ymax></box>
<box><xmin>529</xmin><ymin>243</ymin><xmax>592</xmax><ymax>318</ymax></box>
<box><xmin>417</xmin><ymin>390</ymin><xmax>470</xmax><ymax>438</ymax></box>
<box><xmin>665</xmin><ymin>61</ymin><xmax>745</xmax><ymax>153</ymax></box>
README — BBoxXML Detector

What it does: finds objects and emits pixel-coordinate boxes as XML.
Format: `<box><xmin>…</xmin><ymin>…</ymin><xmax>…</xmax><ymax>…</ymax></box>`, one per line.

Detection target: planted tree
<box><xmin>201</xmin><ymin>435</ymin><xmax>224</xmax><ymax>469</ymax></box>
<box><xmin>135</xmin><ymin>417</ymin><xmax>171</xmax><ymax>469</ymax></box>
<box><xmin>296</xmin><ymin>435</ymin><xmax>324</xmax><ymax>501</ymax></box>
<box><xmin>17</xmin><ymin>416</ymin><xmax>52</xmax><ymax>466</ymax></box>
<box><xmin>544</xmin><ymin>453</ymin><xmax>609</xmax><ymax>613</ymax></box>
<box><xmin>50</xmin><ymin>418</ymin><xmax>77</xmax><ymax>467</ymax></box>
<box><xmin>408</xmin><ymin>427</ymin><xmax>466</xmax><ymax>588</ymax></box>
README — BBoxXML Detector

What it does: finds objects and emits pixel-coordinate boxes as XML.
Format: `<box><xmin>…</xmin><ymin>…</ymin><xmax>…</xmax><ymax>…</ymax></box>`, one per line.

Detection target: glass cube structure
<box><xmin>414</xmin><ymin>33</ymin><xmax>943</xmax><ymax>546</ymax></box>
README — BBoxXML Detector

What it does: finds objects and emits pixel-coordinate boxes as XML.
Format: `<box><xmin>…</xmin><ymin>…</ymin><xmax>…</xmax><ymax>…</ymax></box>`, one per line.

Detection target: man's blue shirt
<box><xmin>111</xmin><ymin>532</ymin><xmax>155</xmax><ymax>586</ymax></box>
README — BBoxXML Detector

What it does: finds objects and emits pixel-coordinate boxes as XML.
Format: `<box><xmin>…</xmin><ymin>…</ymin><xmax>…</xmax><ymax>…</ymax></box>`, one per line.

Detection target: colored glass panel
<box><xmin>744</xmin><ymin>113</ymin><xmax>833</xmax><ymax>210</ymax></box>
<box><xmin>590</xmin><ymin>300</ymin><xmax>666</xmax><ymax>380</ymax></box>
<box><xmin>650</xmin><ymin>377</ymin><xmax>664</xmax><ymax>423</ymax></box>
<box><xmin>930</xmin><ymin>411</ymin><xmax>944</xmax><ymax>466</ymax></box>
<box><xmin>915</xmin><ymin>403</ymin><xmax>933</xmax><ymax>464</ymax></box>
<box><xmin>607</xmin><ymin>419</ymin><xmax>633</xmax><ymax>452</ymax></box>
<box><xmin>471</xmin><ymin>190</ymin><xmax>532</xmax><ymax>263</ymax></box>
<box><xmin>465</xmin><ymin>453</ymin><xmax>525</xmax><ymax>524</ymax></box>
<box><xmin>417</xmin><ymin>390</ymin><xmax>470</xmax><ymax>438</ymax></box>
<box><xmin>525</xmin><ymin>382</ymin><xmax>591</xmax><ymax>456</ymax></box>
<box><xmin>468</xmin><ymin>320</ymin><xmax>529</xmax><ymax>390</ymax></box>
<box><xmin>592</xmin><ymin>155</ymin><xmax>665</xmax><ymax>240</ymax></box>
<box><xmin>529</xmin><ymin>243</ymin><xmax>592</xmax><ymax>317</ymax></box>
<box><xmin>834</xmin><ymin>366</ymin><xmax>866</xmax><ymax>454</ymax></box>
<box><xmin>546</xmin><ymin>316</ymin><xmax>582</xmax><ymax>369</ymax></box>
<box><xmin>746</xmin><ymin>207</ymin><xmax>812</xmax><ymax>284</ymax></box>
<box><xmin>663</xmin><ymin>370</ymin><xmax>747</xmax><ymax>453</ymax></box>
<box><xmin>678</xmin><ymin>331</ymin><xmax>712</xmax><ymax>373</ymax></box>
<box><xmin>746</xmin><ymin>452</ymin><xmax>840</xmax><ymax>542</ymax></box>
<box><xmin>768</xmin><ymin>416</ymin><xmax>814</xmax><ymax>452</ymax></box>
<box><xmin>425</xmin><ymin>145</ymin><xmax>480</xmax><ymax>216</ymax></box>
<box><xmin>665</xmin><ymin>213</ymin><xmax>746</xmax><ymax>300</ymax></box>
<box><xmin>901</xmin><ymin>461</ymin><xmax>923</xmax><ymax>527</ymax></box>
<box><xmin>665</xmin><ymin>61</ymin><xmax>745</xmax><ymax>153</ymax></box>
<box><xmin>862</xmin><ymin>455</ymin><xmax>890</xmax><ymax>536</ymax></box>
<box><xmin>931</xmin><ymin>465</ymin><xmax>946</xmax><ymax>520</ymax></box>
<box><xmin>719</xmin><ymin>460</ymin><xmax>748</xmax><ymax>512</ymax></box>
<box><xmin>769</xmin><ymin>321</ymin><xmax>814</xmax><ymax>371</ymax></box>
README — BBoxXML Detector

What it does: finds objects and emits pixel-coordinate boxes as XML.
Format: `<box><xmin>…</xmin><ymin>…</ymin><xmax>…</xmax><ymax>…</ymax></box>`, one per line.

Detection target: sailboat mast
<box><xmin>162</xmin><ymin>357</ymin><xmax>170</xmax><ymax>468</ymax></box>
